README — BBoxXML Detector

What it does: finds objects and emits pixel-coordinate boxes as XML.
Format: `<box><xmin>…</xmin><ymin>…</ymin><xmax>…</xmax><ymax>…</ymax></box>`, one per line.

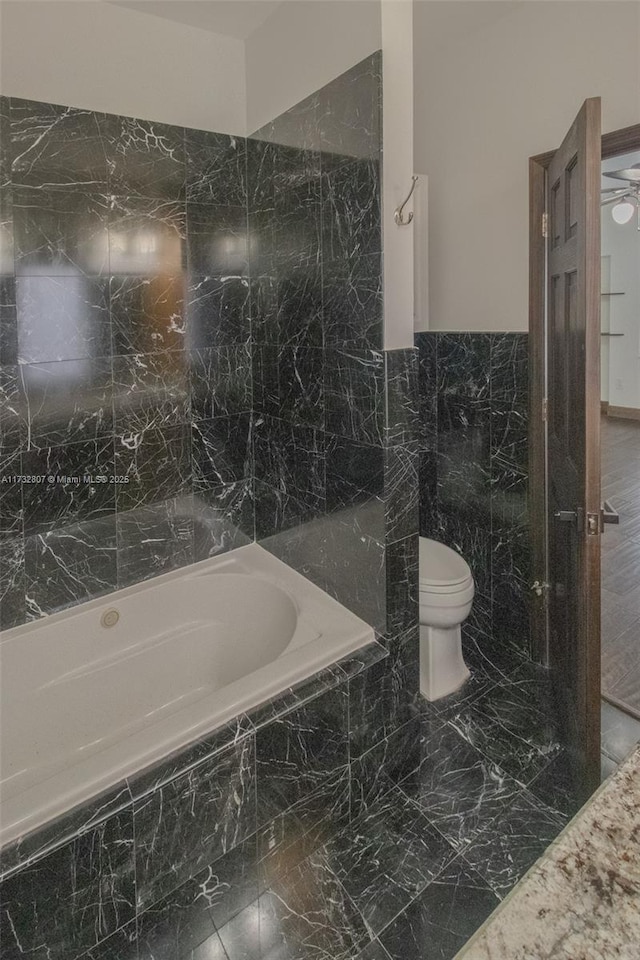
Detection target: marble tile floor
<box><xmin>93</xmin><ymin>650</ymin><xmax>573</xmax><ymax>960</ymax></box>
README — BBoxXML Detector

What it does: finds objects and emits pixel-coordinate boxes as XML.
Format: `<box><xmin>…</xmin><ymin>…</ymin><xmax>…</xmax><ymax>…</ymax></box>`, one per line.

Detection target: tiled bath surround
<box><xmin>0</xmin><ymin>94</ymin><xmax>254</xmax><ymax>629</ymax></box>
<box><xmin>0</xmin><ymin>55</ymin><xmax>418</xmax><ymax>660</ymax></box>
<box><xmin>415</xmin><ymin>332</ymin><xmax>532</xmax><ymax>664</ymax></box>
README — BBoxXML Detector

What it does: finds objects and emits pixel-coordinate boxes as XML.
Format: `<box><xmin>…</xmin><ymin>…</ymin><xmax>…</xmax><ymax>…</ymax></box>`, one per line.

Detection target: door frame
<box><xmin>529</xmin><ymin>121</ymin><xmax>640</xmax><ymax>663</ymax></box>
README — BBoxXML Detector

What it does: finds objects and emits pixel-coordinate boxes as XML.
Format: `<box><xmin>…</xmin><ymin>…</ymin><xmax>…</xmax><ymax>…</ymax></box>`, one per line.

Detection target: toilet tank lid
<box><xmin>419</xmin><ymin>538</ymin><xmax>471</xmax><ymax>587</ymax></box>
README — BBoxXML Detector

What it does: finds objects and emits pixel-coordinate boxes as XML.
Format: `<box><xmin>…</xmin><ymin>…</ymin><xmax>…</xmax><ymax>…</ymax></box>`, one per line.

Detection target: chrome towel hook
<box><xmin>395</xmin><ymin>175</ymin><xmax>419</xmax><ymax>226</ymax></box>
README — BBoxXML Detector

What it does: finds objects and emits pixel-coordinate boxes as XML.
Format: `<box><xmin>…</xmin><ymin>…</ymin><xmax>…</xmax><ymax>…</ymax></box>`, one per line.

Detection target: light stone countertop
<box><xmin>456</xmin><ymin>744</ymin><xmax>640</xmax><ymax>960</ymax></box>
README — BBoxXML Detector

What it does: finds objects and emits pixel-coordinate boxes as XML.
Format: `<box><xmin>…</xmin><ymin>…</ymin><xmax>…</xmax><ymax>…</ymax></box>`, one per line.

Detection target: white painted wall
<box><xmin>0</xmin><ymin>0</ymin><xmax>246</xmax><ymax>134</ymax></box>
<box><xmin>414</xmin><ymin>1</ymin><xmax>640</xmax><ymax>332</ymax></box>
<box><xmin>382</xmin><ymin>0</ymin><xmax>414</xmax><ymax>350</ymax></box>
<box><xmin>245</xmin><ymin>0</ymin><xmax>381</xmax><ymax>135</ymax></box>
<box><xmin>600</xmin><ymin>154</ymin><xmax>640</xmax><ymax>411</ymax></box>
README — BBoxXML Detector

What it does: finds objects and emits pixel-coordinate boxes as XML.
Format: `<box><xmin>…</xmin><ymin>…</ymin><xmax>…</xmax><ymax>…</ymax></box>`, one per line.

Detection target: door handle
<box><xmin>601</xmin><ymin>500</ymin><xmax>619</xmax><ymax>525</ymax></box>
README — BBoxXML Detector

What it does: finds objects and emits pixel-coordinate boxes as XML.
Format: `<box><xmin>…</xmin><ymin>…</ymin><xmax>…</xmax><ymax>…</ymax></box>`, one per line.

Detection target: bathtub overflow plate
<box><xmin>101</xmin><ymin>608</ymin><xmax>120</xmax><ymax>629</ymax></box>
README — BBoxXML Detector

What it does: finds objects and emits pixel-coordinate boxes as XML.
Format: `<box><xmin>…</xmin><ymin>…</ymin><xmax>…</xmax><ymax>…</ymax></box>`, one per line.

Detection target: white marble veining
<box><xmin>456</xmin><ymin>744</ymin><xmax>640</xmax><ymax>960</ymax></box>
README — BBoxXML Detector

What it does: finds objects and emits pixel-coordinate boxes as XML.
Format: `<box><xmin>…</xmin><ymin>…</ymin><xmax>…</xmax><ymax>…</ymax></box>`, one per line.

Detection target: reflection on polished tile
<box><xmin>108</xmin><ymin>195</ymin><xmax>185</xmax><ymax>274</ymax></box>
<box><xmin>111</xmin><ymin>275</ymin><xmax>185</xmax><ymax>355</ymax></box>
<box><xmin>13</xmin><ymin>187</ymin><xmax>110</xmax><ymax>276</ymax></box>
<box><xmin>186</xmin><ymin>203</ymin><xmax>248</xmax><ymax>276</ymax></box>
<box><xmin>217</xmin><ymin>870</ymin><xmax>370</xmax><ymax>960</ymax></box>
<box><xmin>16</xmin><ymin>276</ymin><xmax>111</xmax><ymax>362</ymax></box>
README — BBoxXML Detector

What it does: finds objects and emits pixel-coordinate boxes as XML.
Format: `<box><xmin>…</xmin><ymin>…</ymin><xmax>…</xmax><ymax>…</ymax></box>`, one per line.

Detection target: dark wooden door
<box><xmin>546</xmin><ymin>98</ymin><xmax>602</xmax><ymax>798</ymax></box>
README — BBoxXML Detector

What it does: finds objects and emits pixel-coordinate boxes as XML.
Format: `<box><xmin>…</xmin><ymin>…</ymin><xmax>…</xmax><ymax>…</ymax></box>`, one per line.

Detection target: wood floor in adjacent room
<box><xmin>601</xmin><ymin>415</ymin><xmax>640</xmax><ymax>719</ymax></box>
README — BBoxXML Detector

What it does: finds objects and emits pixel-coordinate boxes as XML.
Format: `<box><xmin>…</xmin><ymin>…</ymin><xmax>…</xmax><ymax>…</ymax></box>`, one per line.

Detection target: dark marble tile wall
<box><xmin>249</xmin><ymin>54</ymin><xmax>387</xmax><ymax>635</ymax></box>
<box><xmin>416</xmin><ymin>331</ymin><xmax>532</xmax><ymax>663</ymax></box>
<box><xmin>0</xmin><ymin>96</ymin><xmax>254</xmax><ymax>630</ymax></box>
<box><xmin>249</xmin><ymin>53</ymin><xmax>421</xmax><ymax>812</ymax></box>
<box><xmin>249</xmin><ymin>52</ymin><xmax>418</xmax><ymax>631</ymax></box>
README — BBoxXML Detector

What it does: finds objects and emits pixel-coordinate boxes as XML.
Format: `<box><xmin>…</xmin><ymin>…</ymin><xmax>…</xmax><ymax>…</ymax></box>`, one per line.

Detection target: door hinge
<box><xmin>541</xmin><ymin>212</ymin><xmax>549</xmax><ymax>238</ymax></box>
<box><xmin>542</xmin><ymin>397</ymin><xmax>548</xmax><ymax>422</ymax></box>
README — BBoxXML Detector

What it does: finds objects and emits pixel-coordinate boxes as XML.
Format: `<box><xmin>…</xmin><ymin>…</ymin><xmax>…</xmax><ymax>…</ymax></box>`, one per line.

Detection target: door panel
<box><xmin>546</xmin><ymin>98</ymin><xmax>602</xmax><ymax>799</ymax></box>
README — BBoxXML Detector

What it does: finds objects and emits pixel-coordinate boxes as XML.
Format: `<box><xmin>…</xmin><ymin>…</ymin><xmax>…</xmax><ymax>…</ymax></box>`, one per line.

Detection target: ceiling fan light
<box><xmin>611</xmin><ymin>200</ymin><xmax>635</xmax><ymax>224</ymax></box>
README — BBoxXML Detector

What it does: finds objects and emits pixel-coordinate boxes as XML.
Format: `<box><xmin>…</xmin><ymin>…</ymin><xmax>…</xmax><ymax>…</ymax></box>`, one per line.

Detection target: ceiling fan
<box><xmin>601</xmin><ymin>162</ymin><xmax>640</xmax><ymax>228</ymax></box>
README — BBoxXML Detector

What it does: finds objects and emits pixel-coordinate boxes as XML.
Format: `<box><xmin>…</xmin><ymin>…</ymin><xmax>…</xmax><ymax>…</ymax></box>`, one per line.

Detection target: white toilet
<box><xmin>418</xmin><ymin>537</ymin><xmax>475</xmax><ymax>701</ymax></box>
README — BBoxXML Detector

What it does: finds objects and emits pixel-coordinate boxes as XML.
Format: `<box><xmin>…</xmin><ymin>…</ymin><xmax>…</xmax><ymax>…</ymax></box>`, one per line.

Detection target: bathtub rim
<box><xmin>0</xmin><ymin>542</ymin><xmax>304</xmax><ymax>645</ymax></box>
<box><xmin>0</xmin><ymin>544</ymin><xmax>386</xmax><ymax>877</ymax></box>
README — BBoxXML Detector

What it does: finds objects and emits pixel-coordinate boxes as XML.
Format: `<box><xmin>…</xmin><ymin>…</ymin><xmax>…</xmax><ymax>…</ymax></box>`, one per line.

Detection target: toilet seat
<box><xmin>419</xmin><ymin>578</ymin><xmax>473</xmax><ymax>598</ymax></box>
<box><xmin>418</xmin><ymin>538</ymin><xmax>472</xmax><ymax>592</ymax></box>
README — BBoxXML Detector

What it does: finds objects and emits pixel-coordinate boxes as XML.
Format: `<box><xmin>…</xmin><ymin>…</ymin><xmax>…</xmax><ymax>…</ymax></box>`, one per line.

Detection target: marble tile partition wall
<box><xmin>415</xmin><ymin>332</ymin><xmax>532</xmax><ymax>664</ymax></box>
<box><xmin>249</xmin><ymin>53</ymin><xmax>422</xmax><ymax>801</ymax></box>
<box><xmin>0</xmin><ymin>96</ymin><xmax>254</xmax><ymax>630</ymax></box>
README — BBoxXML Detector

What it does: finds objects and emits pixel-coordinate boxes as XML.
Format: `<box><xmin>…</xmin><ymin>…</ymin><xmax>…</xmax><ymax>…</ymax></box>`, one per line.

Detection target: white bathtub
<box><xmin>0</xmin><ymin>544</ymin><xmax>374</xmax><ymax>850</ymax></box>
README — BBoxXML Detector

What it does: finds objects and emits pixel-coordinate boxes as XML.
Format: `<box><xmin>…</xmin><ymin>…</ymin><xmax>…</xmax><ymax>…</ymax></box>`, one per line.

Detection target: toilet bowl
<box><xmin>419</xmin><ymin>537</ymin><xmax>474</xmax><ymax>701</ymax></box>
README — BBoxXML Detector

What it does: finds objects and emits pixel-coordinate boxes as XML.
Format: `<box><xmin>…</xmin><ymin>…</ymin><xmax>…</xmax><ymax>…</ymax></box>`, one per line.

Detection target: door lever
<box><xmin>601</xmin><ymin>500</ymin><xmax>619</xmax><ymax>525</ymax></box>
